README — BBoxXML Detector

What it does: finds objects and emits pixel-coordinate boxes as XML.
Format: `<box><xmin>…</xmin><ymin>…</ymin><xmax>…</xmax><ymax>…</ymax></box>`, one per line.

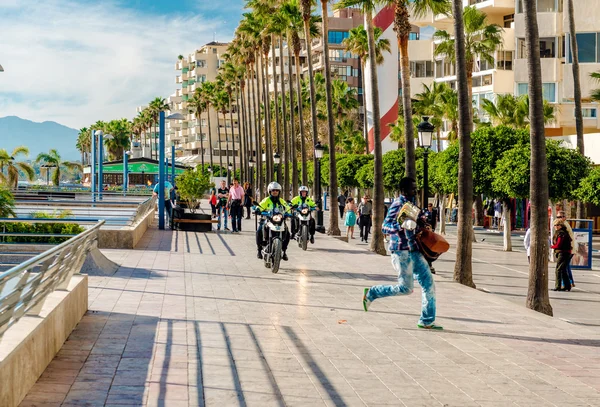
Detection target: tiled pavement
<box><xmin>20</xmin><ymin>217</ymin><xmax>600</xmax><ymax>406</ymax></box>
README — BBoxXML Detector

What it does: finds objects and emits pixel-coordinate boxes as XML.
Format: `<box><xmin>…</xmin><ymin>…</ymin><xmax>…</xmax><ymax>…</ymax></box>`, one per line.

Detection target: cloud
<box><xmin>0</xmin><ymin>0</ymin><xmax>237</xmax><ymax>129</ymax></box>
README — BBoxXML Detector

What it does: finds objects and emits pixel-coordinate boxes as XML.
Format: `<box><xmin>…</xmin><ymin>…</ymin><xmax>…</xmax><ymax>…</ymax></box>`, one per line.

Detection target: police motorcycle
<box><xmin>293</xmin><ymin>203</ymin><xmax>315</xmax><ymax>251</ymax></box>
<box><xmin>256</xmin><ymin>206</ymin><xmax>292</xmax><ymax>274</ymax></box>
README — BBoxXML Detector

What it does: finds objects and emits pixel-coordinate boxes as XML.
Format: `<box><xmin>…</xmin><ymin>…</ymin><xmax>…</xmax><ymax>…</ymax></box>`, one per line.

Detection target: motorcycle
<box><xmin>294</xmin><ymin>203</ymin><xmax>314</xmax><ymax>251</ymax></box>
<box><xmin>258</xmin><ymin>207</ymin><xmax>291</xmax><ymax>274</ymax></box>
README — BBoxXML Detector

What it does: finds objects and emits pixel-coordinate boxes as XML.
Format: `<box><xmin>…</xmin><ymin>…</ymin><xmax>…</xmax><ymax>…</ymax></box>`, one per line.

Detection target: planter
<box><xmin>175</xmin><ymin>212</ymin><xmax>212</xmax><ymax>232</ymax></box>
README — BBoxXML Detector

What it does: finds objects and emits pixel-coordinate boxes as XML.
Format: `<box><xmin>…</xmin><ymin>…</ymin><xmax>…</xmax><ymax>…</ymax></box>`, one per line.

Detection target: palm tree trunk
<box><xmin>239</xmin><ymin>84</ymin><xmax>247</xmax><ymax>182</ymax></box>
<box><xmin>278</xmin><ymin>36</ymin><xmax>290</xmax><ymax>199</ymax></box>
<box><xmin>366</xmin><ymin>10</ymin><xmax>386</xmax><ymax>255</ymax></box>
<box><xmin>304</xmin><ymin>18</ymin><xmax>319</xmax><ymax>197</ymax></box>
<box><xmin>272</xmin><ymin>37</ymin><xmax>282</xmax><ymax>185</ymax></box>
<box><xmin>361</xmin><ymin>61</ymin><xmax>368</xmax><ymax>154</ymax></box>
<box><xmin>262</xmin><ymin>52</ymin><xmax>273</xmax><ymax>185</ymax></box>
<box><xmin>295</xmin><ymin>53</ymin><xmax>308</xmax><ymax>187</ymax></box>
<box><xmin>399</xmin><ymin>32</ymin><xmax>415</xmax><ymax>178</ymax></box>
<box><xmin>436</xmin><ymin>128</ymin><xmax>441</xmax><ymax>152</ymax></box>
<box><xmin>207</xmin><ymin>105</ymin><xmax>214</xmax><ymax>173</ymax></box>
<box><xmin>321</xmin><ymin>0</ymin><xmax>340</xmax><ymax>235</ymax></box>
<box><xmin>288</xmin><ymin>43</ymin><xmax>299</xmax><ymax>195</ymax></box>
<box><xmin>251</xmin><ymin>62</ymin><xmax>263</xmax><ymax>199</ymax></box>
<box><xmin>255</xmin><ymin>57</ymin><xmax>265</xmax><ymax>198</ymax></box>
<box><xmin>567</xmin><ymin>0</ymin><xmax>586</xmax><ymax>225</ymax></box>
<box><xmin>229</xmin><ymin>97</ymin><xmax>236</xmax><ymax>181</ymax></box>
<box><xmin>220</xmin><ymin>110</ymin><xmax>226</xmax><ymax>178</ymax></box>
<box><xmin>451</xmin><ymin>0</ymin><xmax>475</xmax><ymax>288</ymax></box>
<box><xmin>198</xmin><ymin>114</ymin><xmax>205</xmax><ymax>171</ymax></box>
<box><xmin>524</xmin><ymin>0</ymin><xmax>553</xmax><ymax>316</ymax></box>
<box><xmin>503</xmin><ymin>200</ymin><xmax>512</xmax><ymax>251</ymax></box>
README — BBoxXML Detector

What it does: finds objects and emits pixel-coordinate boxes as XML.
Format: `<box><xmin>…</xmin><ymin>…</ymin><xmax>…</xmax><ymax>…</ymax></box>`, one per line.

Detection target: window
<box><xmin>497</xmin><ymin>51</ymin><xmax>513</xmax><ymax>70</ymax></box>
<box><xmin>410</xmin><ymin>61</ymin><xmax>434</xmax><ymax>78</ymax></box>
<box><xmin>435</xmin><ymin>60</ymin><xmax>444</xmax><ymax>78</ymax></box>
<box><xmin>568</xmin><ymin>33</ymin><xmax>597</xmax><ymax>63</ymax></box>
<box><xmin>328</xmin><ymin>31</ymin><xmax>349</xmax><ymax>44</ymax></box>
<box><xmin>409</xmin><ymin>32</ymin><xmax>420</xmax><ymax>40</ymax></box>
<box><xmin>517</xmin><ymin>83</ymin><xmax>556</xmax><ymax>102</ymax></box>
<box><xmin>212</xmin><ymin>48</ymin><xmax>217</xmax><ymax>54</ymax></box>
<box><xmin>196</xmin><ymin>60</ymin><xmax>206</xmax><ymax>68</ymax></box>
<box><xmin>482</xmin><ymin>74</ymin><xmax>492</xmax><ymax>86</ymax></box>
<box><xmin>198</xmin><ymin>74</ymin><xmax>206</xmax><ymax>83</ymax></box>
<box><xmin>517</xmin><ymin>0</ymin><xmax>559</xmax><ymax>13</ymax></box>
<box><xmin>504</xmin><ymin>14</ymin><xmax>514</xmax><ymax>28</ymax></box>
<box><xmin>358</xmin><ymin>87</ymin><xmax>363</xmax><ymax>95</ymax></box>
<box><xmin>201</xmin><ymin>119</ymin><xmax>207</xmax><ymax>127</ymax></box>
<box><xmin>517</xmin><ymin>38</ymin><xmax>527</xmax><ymax>58</ymax></box>
<box><xmin>580</xmin><ymin>108</ymin><xmax>597</xmax><ymax>118</ymax></box>
<box><xmin>472</xmin><ymin>76</ymin><xmax>482</xmax><ymax>87</ymax></box>
<box><xmin>477</xmin><ymin>58</ymin><xmax>493</xmax><ymax>72</ymax></box>
<box><xmin>517</xmin><ymin>83</ymin><xmax>528</xmax><ymax>96</ymax></box>
<box><xmin>540</xmin><ymin>37</ymin><xmax>557</xmax><ymax>58</ymax></box>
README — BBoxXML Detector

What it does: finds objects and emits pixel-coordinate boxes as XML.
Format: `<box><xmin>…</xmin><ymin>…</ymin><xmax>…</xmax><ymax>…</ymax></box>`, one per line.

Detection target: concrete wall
<box><xmin>0</xmin><ymin>275</ymin><xmax>88</xmax><ymax>407</ymax></box>
<box><xmin>98</xmin><ymin>208</ymin><xmax>155</xmax><ymax>250</ymax></box>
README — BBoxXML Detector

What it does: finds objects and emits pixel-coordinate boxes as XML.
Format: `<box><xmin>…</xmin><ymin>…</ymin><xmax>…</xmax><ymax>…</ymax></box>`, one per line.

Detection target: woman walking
<box><xmin>358</xmin><ymin>195</ymin><xmax>372</xmax><ymax>243</ymax></box>
<box><xmin>344</xmin><ymin>197</ymin><xmax>358</xmax><ymax>240</ymax></box>
<box><xmin>244</xmin><ymin>182</ymin><xmax>253</xmax><ymax>219</ymax></box>
<box><xmin>551</xmin><ymin>219</ymin><xmax>572</xmax><ymax>292</ymax></box>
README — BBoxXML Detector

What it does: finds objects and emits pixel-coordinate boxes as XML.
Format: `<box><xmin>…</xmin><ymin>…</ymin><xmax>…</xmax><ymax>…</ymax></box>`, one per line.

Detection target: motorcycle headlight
<box><xmin>301</xmin><ymin>208</ymin><xmax>309</xmax><ymax>215</ymax></box>
<box><xmin>272</xmin><ymin>214</ymin><xmax>283</xmax><ymax>223</ymax></box>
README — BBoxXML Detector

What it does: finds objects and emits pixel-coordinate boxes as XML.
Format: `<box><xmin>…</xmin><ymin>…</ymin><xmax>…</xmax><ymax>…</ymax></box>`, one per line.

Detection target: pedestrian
<box><xmin>209</xmin><ymin>186</ymin><xmax>218</xmax><ymax>218</ymax></box>
<box><xmin>228</xmin><ymin>178</ymin><xmax>245</xmax><ymax>233</ymax></box>
<box><xmin>357</xmin><ymin>195</ymin><xmax>372</xmax><ymax>243</ymax></box>
<box><xmin>524</xmin><ymin>227</ymin><xmax>531</xmax><ymax>264</ymax></box>
<box><xmin>216</xmin><ymin>180</ymin><xmax>229</xmax><ymax>231</ymax></box>
<box><xmin>244</xmin><ymin>182</ymin><xmax>253</xmax><ymax>219</ymax></box>
<box><xmin>557</xmin><ymin>211</ymin><xmax>576</xmax><ymax>287</ymax></box>
<box><xmin>494</xmin><ymin>200</ymin><xmax>502</xmax><ymax>229</ymax></box>
<box><xmin>337</xmin><ymin>192</ymin><xmax>346</xmax><ymax>220</ymax></box>
<box><xmin>152</xmin><ymin>179</ymin><xmax>174</xmax><ymax>226</ymax></box>
<box><xmin>344</xmin><ymin>197</ymin><xmax>358</xmax><ymax>240</ymax></box>
<box><xmin>362</xmin><ymin>177</ymin><xmax>442</xmax><ymax>330</ymax></box>
<box><xmin>551</xmin><ymin>219</ymin><xmax>572</xmax><ymax>292</ymax></box>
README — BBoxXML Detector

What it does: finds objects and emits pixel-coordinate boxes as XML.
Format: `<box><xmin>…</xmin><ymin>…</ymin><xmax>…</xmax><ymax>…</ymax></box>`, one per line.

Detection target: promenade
<box><xmin>20</xmin><ymin>217</ymin><xmax>600</xmax><ymax>406</ymax></box>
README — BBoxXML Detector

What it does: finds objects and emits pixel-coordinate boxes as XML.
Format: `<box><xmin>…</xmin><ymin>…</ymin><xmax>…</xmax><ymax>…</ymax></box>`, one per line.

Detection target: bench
<box><xmin>172</xmin><ymin>218</ymin><xmax>218</xmax><ymax>232</ymax></box>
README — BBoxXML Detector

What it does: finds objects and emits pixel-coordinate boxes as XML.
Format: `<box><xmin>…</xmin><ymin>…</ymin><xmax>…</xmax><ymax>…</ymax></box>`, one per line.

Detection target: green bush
<box><xmin>1</xmin><ymin>210</ymin><xmax>85</xmax><ymax>244</ymax></box>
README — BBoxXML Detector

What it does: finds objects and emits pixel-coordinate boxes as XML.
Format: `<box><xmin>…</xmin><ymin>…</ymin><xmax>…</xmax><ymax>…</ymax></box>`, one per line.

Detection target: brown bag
<box><xmin>416</xmin><ymin>229</ymin><xmax>450</xmax><ymax>262</ymax></box>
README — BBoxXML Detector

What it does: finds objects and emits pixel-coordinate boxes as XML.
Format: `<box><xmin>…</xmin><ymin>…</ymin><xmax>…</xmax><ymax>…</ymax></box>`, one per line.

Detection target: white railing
<box><xmin>0</xmin><ymin>221</ymin><xmax>105</xmax><ymax>339</ymax></box>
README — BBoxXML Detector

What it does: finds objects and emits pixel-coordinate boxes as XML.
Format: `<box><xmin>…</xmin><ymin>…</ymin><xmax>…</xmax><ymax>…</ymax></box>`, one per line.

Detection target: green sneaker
<box><xmin>362</xmin><ymin>288</ymin><xmax>371</xmax><ymax>312</ymax></box>
<box><xmin>417</xmin><ymin>323</ymin><xmax>443</xmax><ymax>330</ymax></box>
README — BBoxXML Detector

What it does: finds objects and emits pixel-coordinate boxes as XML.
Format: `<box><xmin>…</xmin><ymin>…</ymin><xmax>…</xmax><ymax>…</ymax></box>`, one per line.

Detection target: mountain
<box><xmin>0</xmin><ymin>116</ymin><xmax>80</xmax><ymax>162</ymax></box>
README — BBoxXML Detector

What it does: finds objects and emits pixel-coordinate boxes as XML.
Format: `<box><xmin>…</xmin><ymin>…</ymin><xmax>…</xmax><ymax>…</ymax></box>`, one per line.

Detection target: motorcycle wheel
<box><xmin>263</xmin><ymin>250</ymin><xmax>271</xmax><ymax>268</ymax></box>
<box><xmin>301</xmin><ymin>225</ymin><xmax>308</xmax><ymax>251</ymax></box>
<box><xmin>271</xmin><ymin>239</ymin><xmax>282</xmax><ymax>274</ymax></box>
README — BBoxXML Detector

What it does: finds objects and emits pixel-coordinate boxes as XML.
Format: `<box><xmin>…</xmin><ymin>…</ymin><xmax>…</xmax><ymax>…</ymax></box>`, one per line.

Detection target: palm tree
<box><xmin>213</xmin><ymin>79</ymin><xmax>230</xmax><ymax>178</ymax></box>
<box><xmin>0</xmin><ymin>147</ymin><xmax>35</xmax><ymax>189</ymax></box>
<box><xmin>413</xmin><ymin>82</ymin><xmax>448</xmax><ymax>151</ymax></box>
<box><xmin>0</xmin><ymin>186</ymin><xmax>16</xmax><ymax>217</ymax></box>
<box><xmin>188</xmin><ymin>90</ymin><xmax>208</xmax><ymax>170</ymax></box>
<box><xmin>381</xmin><ymin>0</ymin><xmax>450</xmax><ymax>179</ymax></box>
<box><xmin>76</xmin><ymin>127</ymin><xmax>91</xmax><ymax>166</ymax></box>
<box><xmin>342</xmin><ymin>25</ymin><xmax>391</xmax><ymax>152</ymax></box>
<box><xmin>481</xmin><ymin>94</ymin><xmax>555</xmax><ymax>128</ymax></box>
<box><xmin>334</xmin><ymin>0</ymin><xmax>386</xmax><ymax>255</ymax></box>
<box><xmin>104</xmin><ymin>119</ymin><xmax>132</xmax><ymax>160</ymax></box>
<box><xmin>199</xmin><ymin>81</ymin><xmax>217</xmax><ymax>173</ymax></box>
<box><xmin>523</xmin><ymin>0</ymin><xmax>552</xmax><ymax>316</ymax></box>
<box><xmin>337</xmin><ymin>119</ymin><xmax>366</xmax><ymax>154</ymax></box>
<box><xmin>566</xmin><ymin>0</ymin><xmax>585</xmax><ymax>223</ymax></box>
<box><xmin>281</xmin><ymin>0</ymin><xmax>321</xmax><ymax>187</ymax></box>
<box><xmin>300</xmin><ymin>0</ymin><xmax>320</xmax><ymax>196</ymax></box>
<box><xmin>450</xmin><ymin>0</ymin><xmax>475</xmax><ymax>288</ymax></box>
<box><xmin>590</xmin><ymin>72</ymin><xmax>600</xmax><ymax>102</ymax></box>
<box><xmin>438</xmin><ymin>87</ymin><xmax>459</xmax><ymax>142</ymax></box>
<box><xmin>36</xmin><ymin>149</ymin><xmax>82</xmax><ymax>187</ymax></box>
<box><xmin>148</xmin><ymin>97</ymin><xmax>169</xmax><ymax>160</ymax></box>
<box><xmin>330</xmin><ymin>80</ymin><xmax>360</xmax><ymax>125</ymax></box>
<box><xmin>433</xmin><ymin>6</ymin><xmax>503</xmax><ymax>121</ymax></box>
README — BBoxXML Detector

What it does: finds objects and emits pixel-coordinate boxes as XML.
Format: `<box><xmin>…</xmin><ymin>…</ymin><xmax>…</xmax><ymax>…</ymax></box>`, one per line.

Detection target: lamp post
<box><xmin>417</xmin><ymin>117</ymin><xmax>434</xmax><ymax>208</ymax></box>
<box><xmin>227</xmin><ymin>163</ymin><xmax>233</xmax><ymax>185</ymax></box>
<box><xmin>314</xmin><ymin>142</ymin><xmax>325</xmax><ymax>233</ymax></box>
<box><xmin>273</xmin><ymin>152</ymin><xmax>281</xmax><ymax>182</ymax></box>
<box><xmin>99</xmin><ymin>133</ymin><xmax>113</xmax><ymax>200</ymax></box>
<box><xmin>158</xmin><ymin>112</ymin><xmax>185</xmax><ymax>230</ymax></box>
<box><xmin>248</xmin><ymin>159</ymin><xmax>255</xmax><ymax>191</ymax></box>
<box><xmin>91</xmin><ymin>130</ymin><xmax>99</xmax><ymax>201</ymax></box>
<box><xmin>171</xmin><ymin>145</ymin><xmax>176</xmax><ymax>185</ymax></box>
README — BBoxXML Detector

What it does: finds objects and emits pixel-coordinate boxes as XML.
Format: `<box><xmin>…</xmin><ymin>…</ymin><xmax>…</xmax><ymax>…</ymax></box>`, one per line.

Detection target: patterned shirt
<box><xmin>382</xmin><ymin>195</ymin><xmax>420</xmax><ymax>252</ymax></box>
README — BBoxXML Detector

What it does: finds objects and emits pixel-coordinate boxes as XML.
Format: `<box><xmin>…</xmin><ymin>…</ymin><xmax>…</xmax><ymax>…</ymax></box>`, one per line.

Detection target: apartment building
<box><xmin>411</xmin><ymin>0</ymin><xmax>516</xmax><ymax>132</ymax></box>
<box><xmin>171</xmin><ymin>41</ymin><xmax>243</xmax><ymax>166</ymax></box>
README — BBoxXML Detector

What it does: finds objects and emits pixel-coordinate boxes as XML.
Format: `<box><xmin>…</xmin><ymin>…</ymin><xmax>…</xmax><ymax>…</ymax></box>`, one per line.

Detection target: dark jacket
<box><xmin>551</xmin><ymin>229</ymin><xmax>572</xmax><ymax>253</ymax></box>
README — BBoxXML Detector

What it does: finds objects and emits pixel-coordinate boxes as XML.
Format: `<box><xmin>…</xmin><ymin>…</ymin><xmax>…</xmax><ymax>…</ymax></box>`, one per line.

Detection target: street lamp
<box><xmin>228</xmin><ymin>163</ymin><xmax>233</xmax><ymax>185</ymax></box>
<box><xmin>314</xmin><ymin>142</ymin><xmax>325</xmax><ymax>233</ymax></box>
<box><xmin>123</xmin><ymin>150</ymin><xmax>132</xmax><ymax>193</ymax></box>
<box><xmin>417</xmin><ymin>116</ymin><xmax>435</xmax><ymax>208</ymax></box>
<box><xmin>273</xmin><ymin>152</ymin><xmax>280</xmax><ymax>182</ymax></box>
<box><xmin>98</xmin><ymin>133</ymin><xmax>113</xmax><ymax>200</ymax></box>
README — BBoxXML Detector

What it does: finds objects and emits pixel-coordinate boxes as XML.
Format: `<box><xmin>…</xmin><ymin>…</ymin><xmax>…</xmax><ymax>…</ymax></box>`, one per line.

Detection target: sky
<box><xmin>0</xmin><ymin>0</ymin><xmax>245</xmax><ymax>129</ymax></box>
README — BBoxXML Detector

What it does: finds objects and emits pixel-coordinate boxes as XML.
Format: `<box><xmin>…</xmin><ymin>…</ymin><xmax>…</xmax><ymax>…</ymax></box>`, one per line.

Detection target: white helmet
<box><xmin>299</xmin><ymin>186</ymin><xmax>309</xmax><ymax>194</ymax></box>
<box><xmin>268</xmin><ymin>182</ymin><xmax>282</xmax><ymax>193</ymax></box>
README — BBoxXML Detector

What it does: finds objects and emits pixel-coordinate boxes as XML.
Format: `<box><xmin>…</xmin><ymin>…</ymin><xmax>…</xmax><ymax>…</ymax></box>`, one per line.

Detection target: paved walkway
<box><xmin>21</xmin><ymin>217</ymin><xmax>600</xmax><ymax>406</ymax></box>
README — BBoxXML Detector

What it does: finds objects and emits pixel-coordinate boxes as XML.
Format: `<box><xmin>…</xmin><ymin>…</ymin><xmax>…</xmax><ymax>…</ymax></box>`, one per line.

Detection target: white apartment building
<box><xmin>409</xmin><ymin>0</ymin><xmax>600</xmax><ymax>146</ymax></box>
<box><xmin>171</xmin><ymin>41</ymin><xmax>243</xmax><ymax>166</ymax></box>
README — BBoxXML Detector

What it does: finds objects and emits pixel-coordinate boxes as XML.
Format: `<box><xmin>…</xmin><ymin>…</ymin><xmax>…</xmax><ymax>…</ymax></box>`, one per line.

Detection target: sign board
<box><xmin>569</xmin><ymin>220</ymin><xmax>593</xmax><ymax>270</ymax></box>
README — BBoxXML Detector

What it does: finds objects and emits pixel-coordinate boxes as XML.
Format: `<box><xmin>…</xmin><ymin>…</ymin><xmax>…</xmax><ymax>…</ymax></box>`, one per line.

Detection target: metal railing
<box><xmin>0</xmin><ymin>221</ymin><xmax>104</xmax><ymax>339</ymax></box>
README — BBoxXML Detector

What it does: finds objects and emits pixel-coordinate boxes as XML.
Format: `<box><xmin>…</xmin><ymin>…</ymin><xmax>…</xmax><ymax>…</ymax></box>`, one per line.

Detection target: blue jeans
<box><xmin>366</xmin><ymin>250</ymin><xmax>437</xmax><ymax>326</ymax></box>
<box><xmin>217</xmin><ymin>206</ymin><xmax>228</xmax><ymax>229</ymax></box>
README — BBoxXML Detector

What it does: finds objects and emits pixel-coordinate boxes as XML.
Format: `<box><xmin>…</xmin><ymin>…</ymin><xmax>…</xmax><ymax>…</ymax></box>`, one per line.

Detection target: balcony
<box><xmin>176</xmin><ymin>76</ymin><xmax>182</xmax><ymax>84</ymax></box>
<box><xmin>466</xmin><ymin>0</ymin><xmax>515</xmax><ymax>15</ymax></box>
<box><xmin>514</xmin><ymin>57</ymin><xmax>561</xmax><ymax>83</ymax></box>
<box><xmin>182</xmin><ymin>71</ymin><xmax>189</xmax><ymax>81</ymax></box>
<box><xmin>515</xmin><ymin>12</ymin><xmax>562</xmax><ymax>38</ymax></box>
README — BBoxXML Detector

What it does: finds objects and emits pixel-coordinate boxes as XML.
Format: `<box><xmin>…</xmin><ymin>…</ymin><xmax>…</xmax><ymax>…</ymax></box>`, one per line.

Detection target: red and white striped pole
<box><xmin>364</xmin><ymin>5</ymin><xmax>399</xmax><ymax>154</ymax></box>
